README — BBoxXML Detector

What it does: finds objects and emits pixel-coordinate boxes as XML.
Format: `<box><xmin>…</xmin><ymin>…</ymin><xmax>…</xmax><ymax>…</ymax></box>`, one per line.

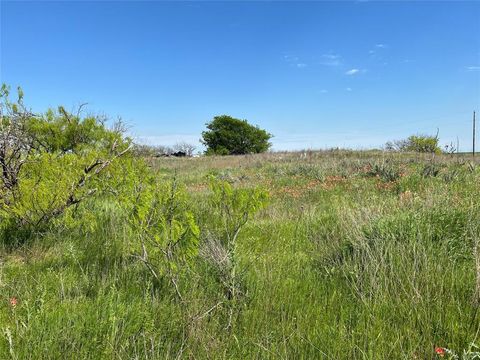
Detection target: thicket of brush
<box><xmin>1</xmin><ymin>88</ymin><xmax>480</xmax><ymax>359</ymax></box>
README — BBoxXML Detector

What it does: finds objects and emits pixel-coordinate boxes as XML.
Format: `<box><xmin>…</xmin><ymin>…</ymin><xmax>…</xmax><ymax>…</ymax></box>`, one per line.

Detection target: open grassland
<box><xmin>1</xmin><ymin>150</ymin><xmax>480</xmax><ymax>359</ymax></box>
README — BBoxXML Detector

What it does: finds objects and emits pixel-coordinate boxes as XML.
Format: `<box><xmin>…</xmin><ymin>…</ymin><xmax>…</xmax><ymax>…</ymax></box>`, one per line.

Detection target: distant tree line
<box><xmin>135</xmin><ymin>117</ymin><xmax>448</xmax><ymax>157</ymax></box>
<box><xmin>133</xmin><ymin>141</ymin><xmax>196</xmax><ymax>157</ymax></box>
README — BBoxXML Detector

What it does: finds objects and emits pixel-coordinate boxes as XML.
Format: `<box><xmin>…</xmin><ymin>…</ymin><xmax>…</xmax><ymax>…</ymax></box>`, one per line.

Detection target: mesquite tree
<box><xmin>124</xmin><ymin>175</ymin><xmax>200</xmax><ymax>300</ymax></box>
<box><xmin>0</xmin><ymin>84</ymin><xmax>131</xmax><ymax>238</ymax></box>
<box><xmin>207</xmin><ymin>176</ymin><xmax>269</xmax><ymax>327</ymax></box>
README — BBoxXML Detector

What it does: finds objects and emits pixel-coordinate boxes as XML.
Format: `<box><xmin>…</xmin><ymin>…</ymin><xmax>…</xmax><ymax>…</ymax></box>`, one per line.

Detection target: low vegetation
<box><xmin>385</xmin><ymin>133</ymin><xmax>442</xmax><ymax>154</ymax></box>
<box><xmin>1</xmin><ymin>88</ymin><xmax>479</xmax><ymax>359</ymax></box>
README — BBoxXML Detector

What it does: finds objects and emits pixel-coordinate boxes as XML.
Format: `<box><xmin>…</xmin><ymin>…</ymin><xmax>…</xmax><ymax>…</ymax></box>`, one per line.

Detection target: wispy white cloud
<box><xmin>346</xmin><ymin>87</ymin><xmax>353</xmax><ymax>92</ymax></box>
<box><xmin>320</xmin><ymin>53</ymin><xmax>342</xmax><ymax>66</ymax></box>
<box><xmin>320</xmin><ymin>89</ymin><xmax>328</xmax><ymax>94</ymax></box>
<box><xmin>369</xmin><ymin>44</ymin><xmax>388</xmax><ymax>56</ymax></box>
<box><xmin>345</xmin><ymin>68</ymin><xmax>360</xmax><ymax>75</ymax></box>
<box><xmin>346</xmin><ymin>68</ymin><xmax>367</xmax><ymax>75</ymax></box>
<box><xmin>284</xmin><ymin>55</ymin><xmax>307</xmax><ymax>69</ymax></box>
<box><xmin>284</xmin><ymin>55</ymin><xmax>299</xmax><ymax>62</ymax></box>
<box><xmin>466</xmin><ymin>66</ymin><xmax>480</xmax><ymax>71</ymax></box>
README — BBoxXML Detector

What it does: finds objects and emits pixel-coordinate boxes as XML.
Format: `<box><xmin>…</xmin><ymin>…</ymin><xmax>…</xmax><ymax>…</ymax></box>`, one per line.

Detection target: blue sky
<box><xmin>1</xmin><ymin>1</ymin><xmax>479</xmax><ymax>151</ymax></box>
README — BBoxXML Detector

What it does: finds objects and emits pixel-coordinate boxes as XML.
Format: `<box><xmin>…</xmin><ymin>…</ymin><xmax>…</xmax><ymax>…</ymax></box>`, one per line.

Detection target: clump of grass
<box><xmin>287</xmin><ymin>163</ymin><xmax>325</xmax><ymax>181</ymax></box>
<box><xmin>366</xmin><ymin>160</ymin><xmax>401</xmax><ymax>182</ymax></box>
<box><xmin>421</xmin><ymin>162</ymin><xmax>442</xmax><ymax>178</ymax></box>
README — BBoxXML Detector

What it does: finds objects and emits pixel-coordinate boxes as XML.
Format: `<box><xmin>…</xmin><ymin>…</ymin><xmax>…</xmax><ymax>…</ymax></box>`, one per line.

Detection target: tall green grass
<box><xmin>1</xmin><ymin>151</ymin><xmax>479</xmax><ymax>359</ymax></box>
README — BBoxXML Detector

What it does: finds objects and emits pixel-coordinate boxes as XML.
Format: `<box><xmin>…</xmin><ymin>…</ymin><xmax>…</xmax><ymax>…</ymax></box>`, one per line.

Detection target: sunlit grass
<box><xmin>1</xmin><ymin>151</ymin><xmax>479</xmax><ymax>359</ymax></box>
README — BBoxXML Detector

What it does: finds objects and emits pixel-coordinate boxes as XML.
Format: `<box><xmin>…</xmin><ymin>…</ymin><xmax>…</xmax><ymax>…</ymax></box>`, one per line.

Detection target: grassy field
<box><xmin>1</xmin><ymin>150</ymin><xmax>480</xmax><ymax>359</ymax></box>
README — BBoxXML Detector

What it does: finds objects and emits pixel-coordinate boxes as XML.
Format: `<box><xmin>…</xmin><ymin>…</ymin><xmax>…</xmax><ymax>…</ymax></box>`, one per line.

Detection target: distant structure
<box><xmin>172</xmin><ymin>151</ymin><xmax>187</xmax><ymax>157</ymax></box>
<box><xmin>155</xmin><ymin>151</ymin><xmax>188</xmax><ymax>158</ymax></box>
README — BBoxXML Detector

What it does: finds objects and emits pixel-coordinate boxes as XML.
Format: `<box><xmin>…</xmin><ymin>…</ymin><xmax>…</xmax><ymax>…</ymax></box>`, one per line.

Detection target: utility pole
<box><xmin>474</xmin><ymin>111</ymin><xmax>476</xmax><ymax>158</ymax></box>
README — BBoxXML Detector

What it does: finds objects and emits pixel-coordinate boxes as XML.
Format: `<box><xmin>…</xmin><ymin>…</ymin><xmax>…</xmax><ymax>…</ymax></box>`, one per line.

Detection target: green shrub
<box><xmin>0</xmin><ymin>85</ymin><xmax>132</xmax><ymax>242</ymax></box>
<box><xmin>386</xmin><ymin>134</ymin><xmax>442</xmax><ymax>153</ymax></box>
<box><xmin>124</xmin><ymin>176</ymin><xmax>199</xmax><ymax>300</ymax></box>
<box><xmin>204</xmin><ymin>176</ymin><xmax>268</xmax><ymax>326</ymax></box>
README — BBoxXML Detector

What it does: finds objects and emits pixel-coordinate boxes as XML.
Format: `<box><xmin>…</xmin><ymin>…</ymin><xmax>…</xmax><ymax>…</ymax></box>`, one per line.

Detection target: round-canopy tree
<box><xmin>201</xmin><ymin>115</ymin><xmax>272</xmax><ymax>155</ymax></box>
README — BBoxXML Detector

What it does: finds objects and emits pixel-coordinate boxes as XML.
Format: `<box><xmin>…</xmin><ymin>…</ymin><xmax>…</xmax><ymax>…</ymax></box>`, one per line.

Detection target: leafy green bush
<box><xmin>125</xmin><ymin>176</ymin><xmax>200</xmax><ymax>300</ymax></box>
<box><xmin>206</xmin><ymin>176</ymin><xmax>269</xmax><ymax>326</ymax></box>
<box><xmin>201</xmin><ymin>115</ymin><xmax>272</xmax><ymax>155</ymax></box>
<box><xmin>0</xmin><ymin>85</ymin><xmax>131</xmax><ymax>241</ymax></box>
<box><xmin>386</xmin><ymin>134</ymin><xmax>442</xmax><ymax>153</ymax></box>
<box><xmin>406</xmin><ymin>134</ymin><xmax>442</xmax><ymax>153</ymax></box>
